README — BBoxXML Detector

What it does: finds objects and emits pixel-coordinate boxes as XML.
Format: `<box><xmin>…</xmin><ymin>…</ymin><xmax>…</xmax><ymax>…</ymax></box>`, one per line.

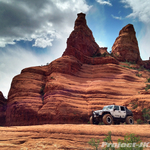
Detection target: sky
<box><xmin>0</xmin><ymin>0</ymin><xmax>150</xmax><ymax>97</ymax></box>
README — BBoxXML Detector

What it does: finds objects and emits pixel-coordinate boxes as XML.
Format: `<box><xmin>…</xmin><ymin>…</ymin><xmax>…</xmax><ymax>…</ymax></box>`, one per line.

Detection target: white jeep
<box><xmin>90</xmin><ymin>105</ymin><xmax>134</xmax><ymax>125</ymax></box>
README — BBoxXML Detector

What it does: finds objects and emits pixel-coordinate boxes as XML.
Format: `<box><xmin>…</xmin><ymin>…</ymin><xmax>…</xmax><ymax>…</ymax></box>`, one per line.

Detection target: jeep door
<box><xmin>120</xmin><ymin>106</ymin><xmax>126</xmax><ymax>118</ymax></box>
<box><xmin>112</xmin><ymin>105</ymin><xmax>120</xmax><ymax>118</ymax></box>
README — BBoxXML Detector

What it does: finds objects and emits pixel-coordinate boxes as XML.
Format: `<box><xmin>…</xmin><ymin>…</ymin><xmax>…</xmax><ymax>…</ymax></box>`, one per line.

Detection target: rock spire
<box><xmin>62</xmin><ymin>13</ymin><xmax>101</xmax><ymax>60</ymax></box>
<box><xmin>112</xmin><ymin>24</ymin><xmax>142</xmax><ymax>63</ymax></box>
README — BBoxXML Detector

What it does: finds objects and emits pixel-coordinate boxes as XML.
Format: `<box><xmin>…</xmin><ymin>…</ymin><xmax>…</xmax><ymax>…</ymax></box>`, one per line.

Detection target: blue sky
<box><xmin>0</xmin><ymin>0</ymin><xmax>150</xmax><ymax>97</ymax></box>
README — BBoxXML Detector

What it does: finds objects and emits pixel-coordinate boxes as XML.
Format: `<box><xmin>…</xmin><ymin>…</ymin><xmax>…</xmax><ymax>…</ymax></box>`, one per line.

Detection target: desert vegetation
<box><xmin>40</xmin><ymin>85</ymin><xmax>45</xmax><ymax>101</ymax></box>
<box><xmin>88</xmin><ymin>131</ymin><xmax>144</xmax><ymax>150</ymax></box>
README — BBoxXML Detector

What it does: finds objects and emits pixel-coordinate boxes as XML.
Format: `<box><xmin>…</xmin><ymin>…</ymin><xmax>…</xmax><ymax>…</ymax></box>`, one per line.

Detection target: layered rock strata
<box><xmin>112</xmin><ymin>24</ymin><xmax>142</xmax><ymax>63</ymax></box>
<box><xmin>5</xmin><ymin>13</ymin><xmax>150</xmax><ymax>126</ymax></box>
<box><xmin>62</xmin><ymin>13</ymin><xmax>114</xmax><ymax>64</ymax></box>
<box><xmin>0</xmin><ymin>91</ymin><xmax>7</xmax><ymax>125</ymax></box>
<box><xmin>6</xmin><ymin>59</ymin><xmax>149</xmax><ymax>125</ymax></box>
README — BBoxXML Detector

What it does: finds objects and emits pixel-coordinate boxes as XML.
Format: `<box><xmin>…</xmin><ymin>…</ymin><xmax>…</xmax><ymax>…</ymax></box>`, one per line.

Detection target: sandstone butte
<box><xmin>1</xmin><ymin>12</ymin><xmax>150</xmax><ymax>128</ymax></box>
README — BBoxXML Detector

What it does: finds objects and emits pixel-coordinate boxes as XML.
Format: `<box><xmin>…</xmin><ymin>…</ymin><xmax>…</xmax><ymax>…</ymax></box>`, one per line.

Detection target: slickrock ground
<box><xmin>0</xmin><ymin>124</ymin><xmax>150</xmax><ymax>150</ymax></box>
<box><xmin>1</xmin><ymin>12</ymin><xmax>150</xmax><ymax>150</ymax></box>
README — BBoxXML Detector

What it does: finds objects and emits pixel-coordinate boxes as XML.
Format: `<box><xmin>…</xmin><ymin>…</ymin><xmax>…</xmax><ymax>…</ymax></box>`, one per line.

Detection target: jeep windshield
<box><xmin>102</xmin><ymin>105</ymin><xmax>113</xmax><ymax>110</ymax></box>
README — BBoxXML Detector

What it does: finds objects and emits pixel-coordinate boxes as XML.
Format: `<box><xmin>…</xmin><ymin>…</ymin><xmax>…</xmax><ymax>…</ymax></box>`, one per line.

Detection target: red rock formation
<box><xmin>142</xmin><ymin>60</ymin><xmax>150</xmax><ymax>69</ymax></box>
<box><xmin>6</xmin><ymin>66</ymin><xmax>47</xmax><ymax>125</ymax></box>
<box><xmin>6</xmin><ymin>59</ymin><xmax>150</xmax><ymax>126</ymax></box>
<box><xmin>62</xmin><ymin>13</ymin><xmax>112</xmax><ymax>63</ymax></box>
<box><xmin>112</xmin><ymin>24</ymin><xmax>142</xmax><ymax>63</ymax></box>
<box><xmin>5</xmin><ymin>13</ymin><xmax>150</xmax><ymax>126</ymax></box>
<box><xmin>63</xmin><ymin>13</ymin><xmax>99</xmax><ymax>58</ymax></box>
<box><xmin>0</xmin><ymin>91</ymin><xmax>5</xmax><ymax>104</ymax></box>
<box><xmin>0</xmin><ymin>91</ymin><xmax>6</xmax><ymax>126</ymax></box>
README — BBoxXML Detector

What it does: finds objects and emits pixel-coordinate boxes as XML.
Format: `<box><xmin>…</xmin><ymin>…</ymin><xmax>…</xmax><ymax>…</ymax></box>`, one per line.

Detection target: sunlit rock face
<box><xmin>112</xmin><ymin>24</ymin><xmax>142</xmax><ymax>64</ymax></box>
<box><xmin>63</xmin><ymin>13</ymin><xmax>100</xmax><ymax>58</ymax></box>
<box><xmin>62</xmin><ymin>13</ymin><xmax>118</xmax><ymax>64</ymax></box>
<box><xmin>5</xmin><ymin>13</ymin><xmax>150</xmax><ymax>126</ymax></box>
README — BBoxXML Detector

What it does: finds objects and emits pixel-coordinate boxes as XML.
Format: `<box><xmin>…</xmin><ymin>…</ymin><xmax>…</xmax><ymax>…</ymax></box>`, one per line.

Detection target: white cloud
<box><xmin>33</xmin><ymin>38</ymin><xmax>54</xmax><ymax>48</ymax></box>
<box><xmin>120</xmin><ymin>0</ymin><xmax>150</xmax><ymax>60</ymax></box>
<box><xmin>0</xmin><ymin>47</ymin><xmax>40</xmax><ymax>97</ymax></box>
<box><xmin>139</xmin><ymin>26</ymin><xmax>150</xmax><ymax>60</ymax></box>
<box><xmin>0</xmin><ymin>0</ymin><xmax>91</xmax><ymax>48</ymax></box>
<box><xmin>0</xmin><ymin>0</ymin><xmax>92</xmax><ymax>96</ymax></box>
<box><xmin>121</xmin><ymin>0</ymin><xmax>150</xmax><ymax>23</ymax></box>
<box><xmin>111</xmin><ymin>14</ymin><xmax>123</xmax><ymax>20</ymax></box>
<box><xmin>0</xmin><ymin>45</ymin><xmax>63</xmax><ymax>97</ymax></box>
<box><xmin>96</xmin><ymin>0</ymin><xmax>112</xmax><ymax>6</ymax></box>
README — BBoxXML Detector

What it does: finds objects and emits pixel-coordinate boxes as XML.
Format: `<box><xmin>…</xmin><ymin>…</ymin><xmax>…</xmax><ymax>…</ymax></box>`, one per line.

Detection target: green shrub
<box><xmin>136</xmin><ymin>73</ymin><xmax>142</xmax><ymax>77</ymax></box>
<box><xmin>51</xmin><ymin>76</ymin><xmax>55</xmax><ymax>80</ymax></box>
<box><xmin>40</xmin><ymin>85</ymin><xmax>45</xmax><ymax>96</ymax></box>
<box><xmin>125</xmin><ymin>60</ymin><xmax>130</xmax><ymax>64</ymax></box>
<box><xmin>99</xmin><ymin>122</ymin><xmax>105</xmax><ymax>125</ymax></box>
<box><xmin>138</xmin><ymin>66</ymin><xmax>145</xmax><ymax>71</ymax></box>
<box><xmin>117</xmin><ymin>133</ymin><xmax>143</xmax><ymax>150</ymax></box>
<box><xmin>92</xmin><ymin>52</ymin><xmax>109</xmax><ymax>58</ymax></box>
<box><xmin>88</xmin><ymin>132</ymin><xmax>144</xmax><ymax>150</ymax></box>
<box><xmin>87</xmin><ymin>121</ymin><xmax>90</xmax><ymax>124</ymax></box>
<box><xmin>132</xmin><ymin>104</ymin><xmax>138</xmax><ymax>109</ymax></box>
<box><xmin>110</xmin><ymin>53</ymin><xmax>114</xmax><ymax>57</ymax></box>
<box><xmin>147</xmin><ymin>78</ymin><xmax>150</xmax><ymax>83</ymax></box>
<box><xmin>120</xmin><ymin>65</ymin><xmax>137</xmax><ymax>70</ymax></box>
<box><xmin>101</xmin><ymin>52</ymin><xmax>108</xmax><ymax>57</ymax></box>
<box><xmin>124</xmin><ymin>60</ymin><xmax>136</xmax><ymax>65</ymax></box>
<box><xmin>142</xmin><ymin>108</ymin><xmax>150</xmax><ymax>123</ymax></box>
<box><xmin>40</xmin><ymin>85</ymin><xmax>45</xmax><ymax>101</ymax></box>
<box><xmin>103</xmin><ymin>131</ymin><xmax>115</xmax><ymax>150</ymax></box>
<box><xmin>92</xmin><ymin>53</ymin><xmax>101</xmax><ymax>58</ymax></box>
<box><xmin>136</xmin><ymin>119</ymin><xmax>143</xmax><ymax>124</ymax></box>
<box><xmin>88</xmin><ymin>138</ymin><xmax>100</xmax><ymax>150</ymax></box>
<box><xmin>145</xmin><ymin>84</ymin><xmax>150</xmax><ymax>91</ymax></box>
<box><xmin>129</xmin><ymin>101</ymin><xmax>138</xmax><ymax>110</ymax></box>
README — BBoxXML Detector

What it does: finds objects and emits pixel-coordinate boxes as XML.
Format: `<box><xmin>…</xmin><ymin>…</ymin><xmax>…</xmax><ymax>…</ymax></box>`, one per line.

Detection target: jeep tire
<box><xmin>125</xmin><ymin>116</ymin><xmax>134</xmax><ymax>124</ymax></box>
<box><xmin>103</xmin><ymin>114</ymin><xmax>113</xmax><ymax>125</ymax></box>
<box><xmin>90</xmin><ymin>116</ymin><xmax>93</xmax><ymax>124</ymax></box>
<box><xmin>90</xmin><ymin>116</ymin><xmax>99</xmax><ymax>125</ymax></box>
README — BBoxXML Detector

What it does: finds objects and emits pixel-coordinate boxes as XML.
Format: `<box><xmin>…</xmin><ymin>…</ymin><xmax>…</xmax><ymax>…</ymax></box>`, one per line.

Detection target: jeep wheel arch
<box><xmin>90</xmin><ymin>116</ymin><xmax>93</xmax><ymax>124</ymax></box>
<box><xmin>90</xmin><ymin>116</ymin><xmax>99</xmax><ymax>125</ymax></box>
<box><xmin>126</xmin><ymin>116</ymin><xmax>134</xmax><ymax>124</ymax></box>
<box><xmin>103</xmin><ymin>114</ymin><xmax>113</xmax><ymax>125</ymax></box>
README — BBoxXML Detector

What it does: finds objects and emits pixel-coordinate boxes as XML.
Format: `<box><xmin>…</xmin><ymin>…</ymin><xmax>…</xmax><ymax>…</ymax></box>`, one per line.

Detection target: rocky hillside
<box><xmin>5</xmin><ymin>13</ymin><xmax>150</xmax><ymax>126</ymax></box>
